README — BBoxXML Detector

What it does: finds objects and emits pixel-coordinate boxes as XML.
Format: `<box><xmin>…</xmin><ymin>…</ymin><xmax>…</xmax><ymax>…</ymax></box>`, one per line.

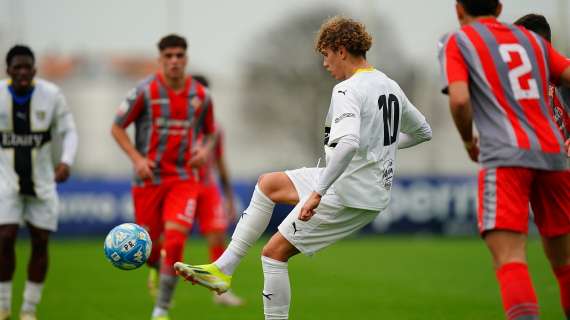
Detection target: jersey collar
<box><xmin>354</xmin><ymin>67</ymin><xmax>375</xmax><ymax>74</ymax></box>
<box><xmin>475</xmin><ymin>17</ymin><xmax>499</xmax><ymax>25</ymax></box>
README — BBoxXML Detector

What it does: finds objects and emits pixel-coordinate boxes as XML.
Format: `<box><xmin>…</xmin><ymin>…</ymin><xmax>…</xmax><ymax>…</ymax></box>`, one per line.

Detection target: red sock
<box><xmin>554</xmin><ymin>264</ymin><xmax>570</xmax><ymax>317</ymax></box>
<box><xmin>209</xmin><ymin>245</ymin><xmax>225</xmax><ymax>262</ymax></box>
<box><xmin>496</xmin><ymin>262</ymin><xmax>539</xmax><ymax>320</ymax></box>
<box><xmin>161</xmin><ymin>229</ymin><xmax>187</xmax><ymax>275</ymax></box>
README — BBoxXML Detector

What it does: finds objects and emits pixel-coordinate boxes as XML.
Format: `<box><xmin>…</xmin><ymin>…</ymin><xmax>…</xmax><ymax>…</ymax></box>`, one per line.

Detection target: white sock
<box><xmin>21</xmin><ymin>281</ymin><xmax>43</xmax><ymax>314</ymax></box>
<box><xmin>215</xmin><ymin>184</ymin><xmax>275</xmax><ymax>275</ymax></box>
<box><xmin>262</xmin><ymin>256</ymin><xmax>290</xmax><ymax>320</ymax></box>
<box><xmin>151</xmin><ymin>306</ymin><xmax>168</xmax><ymax>317</ymax></box>
<box><xmin>0</xmin><ymin>281</ymin><xmax>11</xmax><ymax>313</ymax></box>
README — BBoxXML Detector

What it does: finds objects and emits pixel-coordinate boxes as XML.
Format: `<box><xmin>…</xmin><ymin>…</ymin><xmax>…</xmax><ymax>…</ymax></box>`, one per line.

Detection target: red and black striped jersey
<box><xmin>115</xmin><ymin>73</ymin><xmax>215</xmax><ymax>186</ymax></box>
<box><xmin>439</xmin><ymin>18</ymin><xmax>570</xmax><ymax>170</ymax></box>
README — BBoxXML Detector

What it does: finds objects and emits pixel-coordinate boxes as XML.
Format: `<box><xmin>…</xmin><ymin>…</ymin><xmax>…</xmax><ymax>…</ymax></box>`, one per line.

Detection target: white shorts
<box><xmin>0</xmin><ymin>192</ymin><xmax>59</xmax><ymax>231</ymax></box>
<box><xmin>279</xmin><ymin>167</ymin><xmax>379</xmax><ymax>256</ymax></box>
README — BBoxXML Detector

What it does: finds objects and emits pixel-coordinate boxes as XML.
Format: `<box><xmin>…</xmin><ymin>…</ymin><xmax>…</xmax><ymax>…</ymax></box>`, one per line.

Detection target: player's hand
<box><xmin>54</xmin><ymin>163</ymin><xmax>71</xmax><ymax>183</ymax></box>
<box><xmin>134</xmin><ymin>156</ymin><xmax>156</xmax><ymax>181</ymax></box>
<box><xmin>463</xmin><ymin>136</ymin><xmax>479</xmax><ymax>163</ymax></box>
<box><xmin>189</xmin><ymin>146</ymin><xmax>209</xmax><ymax>168</ymax></box>
<box><xmin>298</xmin><ymin>192</ymin><xmax>322</xmax><ymax>222</ymax></box>
<box><xmin>565</xmin><ymin>139</ymin><xmax>570</xmax><ymax>157</ymax></box>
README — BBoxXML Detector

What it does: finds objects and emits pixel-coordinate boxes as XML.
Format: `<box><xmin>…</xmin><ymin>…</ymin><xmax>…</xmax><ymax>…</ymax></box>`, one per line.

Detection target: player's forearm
<box><xmin>450</xmin><ymin>101</ymin><xmax>474</xmax><ymax>143</ymax></box>
<box><xmin>111</xmin><ymin>124</ymin><xmax>143</xmax><ymax>163</ymax></box>
<box><xmin>448</xmin><ymin>83</ymin><xmax>475</xmax><ymax>143</ymax></box>
<box><xmin>60</xmin><ymin>128</ymin><xmax>78</xmax><ymax>166</ymax></box>
<box><xmin>315</xmin><ymin>135</ymin><xmax>359</xmax><ymax>196</ymax></box>
<box><xmin>398</xmin><ymin>122</ymin><xmax>432</xmax><ymax>149</ymax></box>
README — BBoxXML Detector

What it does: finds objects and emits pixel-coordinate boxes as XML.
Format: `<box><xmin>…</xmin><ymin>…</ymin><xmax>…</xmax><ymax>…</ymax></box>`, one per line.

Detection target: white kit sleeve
<box><xmin>315</xmin><ymin>135</ymin><xmax>359</xmax><ymax>196</ymax></box>
<box><xmin>54</xmin><ymin>91</ymin><xmax>78</xmax><ymax>165</ymax></box>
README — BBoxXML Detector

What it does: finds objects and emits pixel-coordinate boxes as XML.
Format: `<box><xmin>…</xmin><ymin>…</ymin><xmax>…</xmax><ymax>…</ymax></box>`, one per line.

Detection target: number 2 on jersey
<box><xmin>378</xmin><ymin>94</ymin><xmax>400</xmax><ymax>146</ymax></box>
<box><xmin>499</xmin><ymin>43</ymin><xmax>540</xmax><ymax>100</ymax></box>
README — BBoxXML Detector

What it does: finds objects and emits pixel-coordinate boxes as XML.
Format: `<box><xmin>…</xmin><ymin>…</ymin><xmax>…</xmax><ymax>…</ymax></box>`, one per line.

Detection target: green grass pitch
<box><xmin>10</xmin><ymin>236</ymin><xmax>563</xmax><ymax>319</ymax></box>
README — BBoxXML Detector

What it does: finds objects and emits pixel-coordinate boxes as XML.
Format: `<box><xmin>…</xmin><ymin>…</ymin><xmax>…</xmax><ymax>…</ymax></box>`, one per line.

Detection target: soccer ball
<box><xmin>104</xmin><ymin>223</ymin><xmax>152</xmax><ymax>270</ymax></box>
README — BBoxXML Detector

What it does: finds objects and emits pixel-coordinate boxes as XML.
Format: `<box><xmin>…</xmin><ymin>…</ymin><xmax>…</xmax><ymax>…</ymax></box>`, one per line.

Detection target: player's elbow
<box><xmin>421</xmin><ymin>125</ymin><xmax>433</xmax><ymax>143</ymax></box>
<box><xmin>449</xmin><ymin>95</ymin><xmax>470</xmax><ymax>112</ymax></box>
<box><xmin>110</xmin><ymin>123</ymin><xmax>122</xmax><ymax>138</ymax></box>
<box><xmin>413</xmin><ymin>123</ymin><xmax>433</xmax><ymax>144</ymax></box>
<box><xmin>448</xmin><ymin>82</ymin><xmax>470</xmax><ymax>111</ymax></box>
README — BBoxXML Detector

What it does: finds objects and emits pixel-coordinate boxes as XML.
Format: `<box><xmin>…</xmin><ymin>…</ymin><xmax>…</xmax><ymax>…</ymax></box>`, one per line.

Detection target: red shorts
<box><xmin>196</xmin><ymin>183</ymin><xmax>228</xmax><ymax>234</ymax></box>
<box><xmin>132</xmin><ymin>180</ymin><xmax>199</xmax><ymax>240</ymax></box>
<box><xmin>478</xmin><ymin>167</ymin><xmax>570</xmax><ymax>237</ymax></box>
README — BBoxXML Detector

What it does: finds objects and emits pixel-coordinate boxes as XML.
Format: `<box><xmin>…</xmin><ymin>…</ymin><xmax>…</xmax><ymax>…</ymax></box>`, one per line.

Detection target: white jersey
<box><xmin>0</xmin><ymin>79</ymin><xmax>76</xmax><ymax>199</ymax></box>
<box><xmin>324</xmin><ymin>68</ymin><xmax>428</xmax><ymax>211</ymax></box>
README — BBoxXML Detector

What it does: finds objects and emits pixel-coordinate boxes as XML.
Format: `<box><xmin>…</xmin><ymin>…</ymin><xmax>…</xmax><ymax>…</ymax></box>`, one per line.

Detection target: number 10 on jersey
<box><xmin>378</xmin><ymin>94</ymin><xmax>400</xmax><ymax>146</ymax></box>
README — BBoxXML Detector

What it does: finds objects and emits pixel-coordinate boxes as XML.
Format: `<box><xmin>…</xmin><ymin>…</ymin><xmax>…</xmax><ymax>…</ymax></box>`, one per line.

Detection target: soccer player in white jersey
<box><xmin>174</xmin><ymin>17</ymin><xmax>432</xmax><ymax>319</ymax></box>
<box><xmin>0</xmin><ymin>45</ymin><xmax>78</xmax><ymax>320</ymax></box>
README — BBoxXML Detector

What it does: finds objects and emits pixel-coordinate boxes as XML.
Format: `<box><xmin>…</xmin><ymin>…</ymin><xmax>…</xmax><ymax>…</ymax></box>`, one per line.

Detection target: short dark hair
<box><xmin>193</xmin><ymin>74</ymin><xmax>210</xmax><ymax>88</ymax></box>
<box><xmin>6</xmin><ymin>45</ymin><xmax>35</xmax><ymax>67</ymax></box>
<box><xmin>157</xmin><ymin>34</ymin><xmax>187</xmax><ymax>51</ymax></box>
<box><xmin>457</xmin><ymin>0</ymin><xmax>500</xmax><ymax>17</ymax></box>
<box><xmin>514</xmin><ymin>14</ymin><xmax>551</xmax><ymax>42</ymax></box>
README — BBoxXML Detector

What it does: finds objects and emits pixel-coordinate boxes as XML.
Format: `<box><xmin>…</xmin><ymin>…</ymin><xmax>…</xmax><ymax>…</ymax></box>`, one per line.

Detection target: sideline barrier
<box><xmin>55</xmin><ymin>176</ymin><xmax>478</xmax><ymax>236</ymax></box>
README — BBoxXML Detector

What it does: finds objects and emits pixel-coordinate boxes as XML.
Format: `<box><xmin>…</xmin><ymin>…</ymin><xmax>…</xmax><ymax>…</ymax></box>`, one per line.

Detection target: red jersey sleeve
<box><xmin>547</xmin><ymin>42</ymin><xmax>570</xmax><ymax>86</ymax></box>
<box><xmin>114</xmin><ymin>88</ymin><xmax>145</xmax><ymax>128</ymax></box>
<box><xmin>439</xmin><ymin>33</ymin><xmax>469</xmax><ymax>94</ymax></box>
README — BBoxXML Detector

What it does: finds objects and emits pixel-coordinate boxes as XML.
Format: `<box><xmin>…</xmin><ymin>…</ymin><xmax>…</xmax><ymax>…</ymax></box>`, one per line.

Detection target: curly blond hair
<box><xmin>315</xmin><ymin>16</ymin><xmax>372</xmax><ymax>57</ymax></box>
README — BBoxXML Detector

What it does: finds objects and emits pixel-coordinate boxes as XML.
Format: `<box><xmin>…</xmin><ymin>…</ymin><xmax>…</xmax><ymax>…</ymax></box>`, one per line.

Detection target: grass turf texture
<box><xmin>10</xmin><ymin>236</ymin><xmax>563</xmax><ymax>319</ymax></box>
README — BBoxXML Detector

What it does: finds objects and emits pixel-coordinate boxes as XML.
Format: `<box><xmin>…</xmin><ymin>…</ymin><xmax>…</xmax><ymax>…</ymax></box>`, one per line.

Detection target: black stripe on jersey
<box><xmin>7</xmin><ymin>96</ymin><xmax>50</xmax><ymax>196</ymax></box>
<box><xmin>12</xmin><ymin>97</ymin><xmax>35</xmax><ymax>196</ymax></box>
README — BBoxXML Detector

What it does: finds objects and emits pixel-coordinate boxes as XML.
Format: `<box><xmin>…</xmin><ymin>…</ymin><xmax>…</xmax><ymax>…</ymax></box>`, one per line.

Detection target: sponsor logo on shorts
<box><xmin>262</xmin><ymin>292</ymin><xmax>273</xmax><ymax>300</ymax></box>
<box><xmin>292</xmin><ymin>222</ymin><xmax>301</xmax><ymax>235</ymax></box>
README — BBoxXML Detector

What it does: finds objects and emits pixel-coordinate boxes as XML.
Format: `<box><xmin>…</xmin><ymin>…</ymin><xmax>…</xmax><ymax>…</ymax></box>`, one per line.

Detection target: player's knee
<box><xmin>544</xmin><ymin>249</ymin><xmax>570</xmax><ymax>269</ymax></box>
<box><xmin>0</xmin><ymin>225</ymin><xmax>18</xmax><ymax>246</ymax></box>
<box><xmin>258</xmin><ymin>172</ymin><xmax>295</xmax><ymax>204</ymax></box>
<box><xmin>261</xmin><ymin>241</ymin><xmax>291</xmax><ymax>262</ymax></box>
<box><xmin>257</xmin><ymin>173</ymin><xmax>274</xmax><ymax>195</ymax></box>
<box><xmin>261</xmin><ymin>244</ymin><xmax>279</xmax><ymax>260</ymax></box>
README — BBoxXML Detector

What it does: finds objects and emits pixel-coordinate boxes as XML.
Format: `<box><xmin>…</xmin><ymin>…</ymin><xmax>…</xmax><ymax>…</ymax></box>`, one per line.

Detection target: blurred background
<box><xmin>1</xmin><ymin>0</ymin><xmax>568</xmax><ymax>236</ymax></box>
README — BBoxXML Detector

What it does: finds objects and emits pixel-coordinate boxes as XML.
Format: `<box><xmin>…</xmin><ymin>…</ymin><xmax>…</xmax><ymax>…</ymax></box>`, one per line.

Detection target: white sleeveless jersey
<box><xmin>324</xmin><ymin>68</ymin><xmax>427</xmax><ymax>211</ymax></box>
<box><xmin>0</xmin><ymin>79</ymin><xmax>76</xmax><ymax>199</ymax></box>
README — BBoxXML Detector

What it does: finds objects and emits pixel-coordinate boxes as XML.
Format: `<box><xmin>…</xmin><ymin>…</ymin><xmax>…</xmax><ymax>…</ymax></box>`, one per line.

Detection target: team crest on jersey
<box><xmin>36</xmin><ymin>110</ymin><xmax>46</xmax><ymax>121</ymax></box>
<box><xmin>190</xmin><ymin>96</ymin><xmax>203</xmax><ymax>110</ymax></box>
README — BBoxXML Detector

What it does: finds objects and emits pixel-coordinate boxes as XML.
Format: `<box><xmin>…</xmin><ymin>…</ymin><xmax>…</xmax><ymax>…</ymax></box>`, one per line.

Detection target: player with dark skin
<box><xmin>0</xmin><ymin>52</ymin><xmax>71</xmax><ymax>287</ymax></box>
<box><xmin>0</xmin><ymin>46</ymin><xmax>78</xmax><ymax>320</ymax></box>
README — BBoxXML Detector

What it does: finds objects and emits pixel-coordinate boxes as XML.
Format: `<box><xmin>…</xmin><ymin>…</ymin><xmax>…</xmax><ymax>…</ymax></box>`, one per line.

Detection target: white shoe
<box><xmin>213</xmin><ymin>290</ymin><xmax>244</xmax><ymax>307</ymax></box>
<box><xmin>20</xmin><ymin>312</ymin><xmax>36</xmax><ymax>320</ymax></box>
<box><xmin>0</xmin><ymin>309</ymin><xmax>10</xmax><ymax>320</ymax></box>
